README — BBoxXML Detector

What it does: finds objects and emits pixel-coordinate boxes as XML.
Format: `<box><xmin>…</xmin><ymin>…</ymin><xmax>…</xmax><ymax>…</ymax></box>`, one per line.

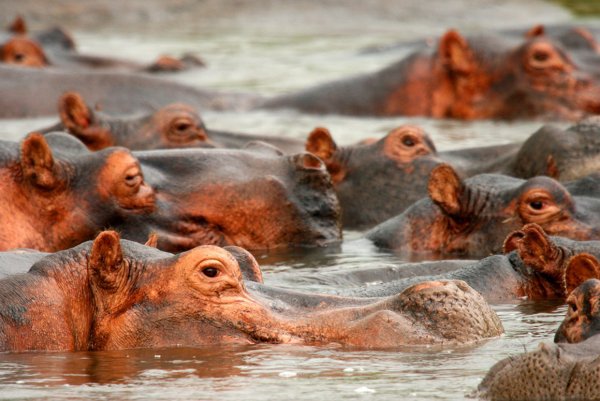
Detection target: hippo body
<box><xmin>0</xmin><ymin>133</ymin><xmax>155</xmax><ymax>252</ymax></box>
<box><xmin>366</xmin><ymin>164</ymin><xmax>600</xmax><ymax>260</ymax></box>
<box><xmin>0</xmin><ymin>65</ymin><xmax>259</xmax><ymax>118</ymax></box>
<box><xmin>262</xmin><ymin>29</ymin><xmax>600</xmax><ymax>120</ymax></box>
<box><xmin>0</xmin><ymin>232</ymin><xmax>503</xmax><ymax>352</ymax></box>
<box><xmin>296</xmin><ymin>225</ymin><xmax>600</xmax><ymax>302</ymax></box>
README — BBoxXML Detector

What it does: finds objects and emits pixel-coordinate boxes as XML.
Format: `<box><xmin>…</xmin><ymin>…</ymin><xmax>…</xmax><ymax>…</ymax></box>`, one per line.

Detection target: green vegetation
<box><xmin>549</xmin><ymin>0</ymin><xmax>600</xmax><ymax>16</ymax></box>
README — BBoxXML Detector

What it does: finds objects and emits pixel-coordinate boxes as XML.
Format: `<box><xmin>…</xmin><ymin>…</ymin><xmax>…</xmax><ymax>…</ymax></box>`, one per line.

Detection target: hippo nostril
<box><xmin>14</xmin><ymin>53</ymin><xmax>25</xmax><ymax>62</ymax></box>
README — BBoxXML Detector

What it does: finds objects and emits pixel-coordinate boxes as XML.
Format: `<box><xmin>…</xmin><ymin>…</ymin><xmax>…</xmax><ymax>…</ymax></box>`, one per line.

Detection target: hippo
<box><xmin>0</xmin><ymin>17</ymin><xmax>205</xmax><ymax>73</ymax></box>
<box><xmin>43</xmin><ymin>133</ymin><xmax>340</xmax><ymax>251</ymax></box>
<box><xmin>0</xmin><ymin>230</ymin><xmax>503</xmax><ymax>351</ymax></box>
<box><xmin>366</xmin><ymin>163</ymin><xmax>600</xmax><ymax>260</ymax></box>
<box><xmin>0</xmin><ymin>64</ymin><xmax>258</xmax><ymax>118</ymax></box>
<box><xmin>0</xmin><ymin>132</ymin><xmax>155</xmax><ymax>252</ymax></box>
<box><xmin>276</xmin><ymin>224</ymin><xmax>600</xmax><ymax>303</ymax></box>
<box><xmin>305</xmin><ymin>125</ymin><xmax>443</xmax><ymax>229</ymax></box>
<box><xmin>515</xmin><ymin>117</ymin><xmax>600</xmax><ymax>182</ymax></box>
<box><xmin>38</xmin><ymin>91</ymin><xmax>303</xmax><ymax>153</ymax></box>
<box><xmin>477</xmin><ymin>276</ymin><xmax>600</xmax><ymax>401</ymax></box>
<box><xmin>262</xmin><ymin>28</ymin><xmax>600</xmax><ymax>120</ymax></box>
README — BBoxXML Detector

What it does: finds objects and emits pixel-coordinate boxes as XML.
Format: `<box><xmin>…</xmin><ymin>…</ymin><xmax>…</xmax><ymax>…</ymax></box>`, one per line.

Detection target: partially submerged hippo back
<box><xmin>305</xmin><ymin>125</ymin><xmax>441</xmax><ymax>229</ymax></box>
<box><xmin>367</xmin><ymin>164</ymin><xmax>600</xmax><ymax>260</ymax></box>
<box><xmin>0</xmin><ymin>133</ymin><xmax>155</xmax><ymax>251</ymax></box>
<box><xmin>0</xmin><ymin>231</ymin><xmax>502</xmax><ymax>351</ymax></box>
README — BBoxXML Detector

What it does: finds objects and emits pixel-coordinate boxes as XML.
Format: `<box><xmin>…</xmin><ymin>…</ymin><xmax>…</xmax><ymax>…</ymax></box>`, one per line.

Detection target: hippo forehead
<box><xmin>44</xmin><ymin>132</ymin><xmax>92</xmax><ymax>158</ymax></box>
<box><xmin>464</xmin><ymin>173</ymin><xmax>524</xmax><ymax>193</ymax></box>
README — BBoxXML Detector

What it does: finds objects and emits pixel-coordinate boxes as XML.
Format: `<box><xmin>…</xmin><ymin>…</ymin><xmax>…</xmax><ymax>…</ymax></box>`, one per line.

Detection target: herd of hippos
<box><xmin>4</xmin><ymin>15</ymin><xmax>600</xmax><ymax>400</ymax></box>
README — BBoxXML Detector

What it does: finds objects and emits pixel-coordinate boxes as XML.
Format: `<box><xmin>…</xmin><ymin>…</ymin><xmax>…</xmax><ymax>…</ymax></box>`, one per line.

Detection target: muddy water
<box><xmin>0</xmin><ymin>1</ymin><xmax>597</xmax><ymax>399</ymax></box>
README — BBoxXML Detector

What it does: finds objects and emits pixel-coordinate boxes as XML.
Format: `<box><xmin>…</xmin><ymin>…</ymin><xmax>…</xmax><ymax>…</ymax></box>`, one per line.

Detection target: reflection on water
<box><xmin>0</xmin><ymin>1</ymin><xmax>595</xmax><ymax>399</ymax></box>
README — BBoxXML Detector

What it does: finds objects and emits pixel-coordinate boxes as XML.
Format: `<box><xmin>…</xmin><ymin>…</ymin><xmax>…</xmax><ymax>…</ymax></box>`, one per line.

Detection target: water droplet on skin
<box><xmin>154</xmin><ymin>354</ymin><xmax>161</xmax><ymax>358</ymax></box>
<box><xmin>343</xmin><ymin>367</ymin><xmax>354</xmax><ymax>373</ymax></box>
<box><xmin>279</xmin><ymin>371</ymin><xmax>297</xmax><ymax>378</ymax></box>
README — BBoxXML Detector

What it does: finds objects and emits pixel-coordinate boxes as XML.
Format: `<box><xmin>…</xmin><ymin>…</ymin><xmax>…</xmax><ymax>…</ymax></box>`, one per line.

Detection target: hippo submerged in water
<box><xmin>275</xmin><ymin>224</ymin><xmax>600</xmax><ymax>303</ymax></box>
<box><xmin>262</xmin><ymin>28</ymin><xmax>600</xmax><ymax>120</ymax></box>
<box><xmin>0</xmin><ymin>231</ymin><xmax>503</xmax><ymax>351</ymax></box>
<box><xmin>40</xmin><ymin>133</ymin><xmax>340</xmax><ymax>252</ymax></box>
<box><xmin>0</xmin><ymin>16</ymin><xmax>205</xmax><ymax>72</ymax></box>
<box><xmin>367</xmin><ymin>164</ymin><xmax>600</xmax><ymax>260</ymax></box>
<box><xmin>477</xmin><ymin>276</ymin><xmax>600</xmax><ymax>401</ymax></box>
<box><xmin>39</xmin><ymin>91</ymin><xmax>303</xmax><ymax>153</ymax></box>
<box><xmin>0</xmin><ymin>132</ymin><xmax>154</xmax><ymax>252</ymax></box>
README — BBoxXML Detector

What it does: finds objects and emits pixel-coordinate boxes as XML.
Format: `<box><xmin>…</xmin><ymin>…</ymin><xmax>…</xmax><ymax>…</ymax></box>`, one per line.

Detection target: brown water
<box><xmin>0</xmin><ymin>1</ymin><xmax>597</xmax><ymax>399</ymax></box>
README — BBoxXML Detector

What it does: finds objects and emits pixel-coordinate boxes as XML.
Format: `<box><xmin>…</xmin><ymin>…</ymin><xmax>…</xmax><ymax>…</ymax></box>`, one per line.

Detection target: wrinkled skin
<box><xmin>0</xmin><ymin>64</ymin><xmax>258</xmax><ymax>118</ymax></box>
<box><xmin>39</xmin><ymin>133</ymin><xmax>340</xmax><ymax>251</ymax></box>
<box><xmin>0</xmin><ymin>231</ymin><xmax>503</xmax><ymax>351</ymax></box>
<box><xmin>39</xmin><ymin>92</ymin><xmax>303</xmax><ymax>153</ymax></box>
<box><xmin>0</xmin><ymin>133</ymin><xmax>155</xmax><ymax>252</ymax></box>
<box><xmin>0</xmin><ymin>17</ymin><xmax>205</xmax><ymax>73</ymax></box>
<box><xmin>305</xmin><ymin>125</ymin><xmax>443</xmax><ymax>229</ymax></box>
<box><xmin>293</xmin><ymin>224</ymin><xmax>600</xmax><ymax>302</ymax></box>
<box><xmin>367</xmin><ymin>164</ymin><xmax>600</xmax><ymax>260</ymax></box>
<box><xmin>478</xmin><ymin>334</ymin><xmax>600</xmax><ymax>401</ymax></box>
<box><xmin>262</xmin><ymin>28</ymin><xmax>600</xmax><ymax>120</ymax></box>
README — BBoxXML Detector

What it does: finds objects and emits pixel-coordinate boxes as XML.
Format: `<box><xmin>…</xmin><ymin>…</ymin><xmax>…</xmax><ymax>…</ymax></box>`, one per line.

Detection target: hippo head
<box><xmin>555</xmin><ymin>275</ymin><xmax>600</xmax><ymax>344</ymax></box>
<box><xmin>512</xmin><ymin>118</ymin><xmax>600</xmax><ymax>181</ymax></box>
<box><xmin>0</xmin><ymin>35</ymin><xmax>48</xmax><ymax>68</ymax></box>
<box><xmin>369</xmin><ymin>163</ymin><xmax>597</xmax><ymax>259</ymax></box>
<box><xmin>305</xmin><ymin>125</ymin><xmax>441</xmax><ymax>229</ymax></box>
<box><xmin>0</xmin><ymin>133</ymin><xmax>155</xmax><ymax>251</ymax></box>
<box><xmin>414</xmin><ymin>28</ymin><xmax>600</xmax><ymax>120</ymax></box>
<box><xmin>73</xmin><ymin>232</ymin><xmax>502</xmax><ymax>350</ymax></box>
<box><xmin>53</xmin><ymin>92</ymin><xmax>211</xmax><ymax>150</ymax></box>
<box><xmin>503</xmin><ymin>224</ymin><xmax>600</xmax><ymax>299</ymax></box>
<box><xmin>120</xmin><ymin>146</ymin><xmax>341</xmax><ymax>251</ymax></box>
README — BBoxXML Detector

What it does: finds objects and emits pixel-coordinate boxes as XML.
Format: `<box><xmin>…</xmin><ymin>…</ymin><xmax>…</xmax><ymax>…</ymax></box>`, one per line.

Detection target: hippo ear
<box><xmin>513</xmin><ymin>223</ymin><xmax>561</xmax><ymax>276</ymax></box>
<box><xmin>564</xmin><ymin>254</ymin><xmax>600</xmax><ymax>295</ymax></box>
<box><xmin>20</xmin><ymin>133</ymin><xmax>60</xmax><ymax>190</ymax></box>
<box><xmin>88</xmin><ymin>231</ymin><xmax>130</xmax><ymax>314</ymax></box>
<box><xmin>306</xmin><ymin>127</ymin><xmax>337</xmax><ymax>161</ymax></box>
<box><xmin>223</xmin><ymin>246</ymin><xmax>263</xmax><ymax>283</ymax></box>
<box><xmin>438</xmin><ymin>30</ymin><xmax>476</xmax><ymax>75</ymax></box>
<box><xmin>526</xmin><ymin>24</ymin><xmax>545</xmax><ymax>38</ymax></box>
<box><xmin>8</xmin><ymin>15</ymin><xmax>27</xmax><ymax>35</ymax></box>
<box><xmin>502</xmin><ymin>229</ymin><xmax>526</xmax><ymax>253</ymax></box>
<box><xmin>428</xmin><ymin>164</ymin><xmax>464</xmax><ymax>216</ymax></box>
<box><xmin>58</xmin><ymin>92</ymin><xmax>113</xmax><ymax>150</ymax></box>
<box><xmin>144</xmin><ymin>233</ymin><xmax>159</xmax><ymax>248</ymax></box>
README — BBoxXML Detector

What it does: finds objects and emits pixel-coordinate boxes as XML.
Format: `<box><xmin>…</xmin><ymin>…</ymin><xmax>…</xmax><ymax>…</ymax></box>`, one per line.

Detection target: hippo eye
<box><xmin>14</xmin><ymin>53</ymin><xmax>25</xmax><ymax>62</ymax></box>
<box><xmin>402</xmin><ymin>136</ymin><xmax>415</xmax><ymax>147</ymax></box>
<box><xmin>175</xmin><ymin>122</ymin><xmax>191</xmax><ymax>132</ymax></box>
<box><xmin>529</xmin><ymin>200</ymin><xmax>544</xmax><ymax>210</ymax></box>
<box><xmin>202</xmin><ymin>266</ymin><xmax>219</xmax><ymax>278</ymax></box>
<box><xmin>125</xmin><ymin>172</ymin><xmax>142</xmax><ymax>188</ymax></box>
<box><xmin>532</xmin><ymin>50</ymin><xmax>549</xmax><ymax>63</ymax></box>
